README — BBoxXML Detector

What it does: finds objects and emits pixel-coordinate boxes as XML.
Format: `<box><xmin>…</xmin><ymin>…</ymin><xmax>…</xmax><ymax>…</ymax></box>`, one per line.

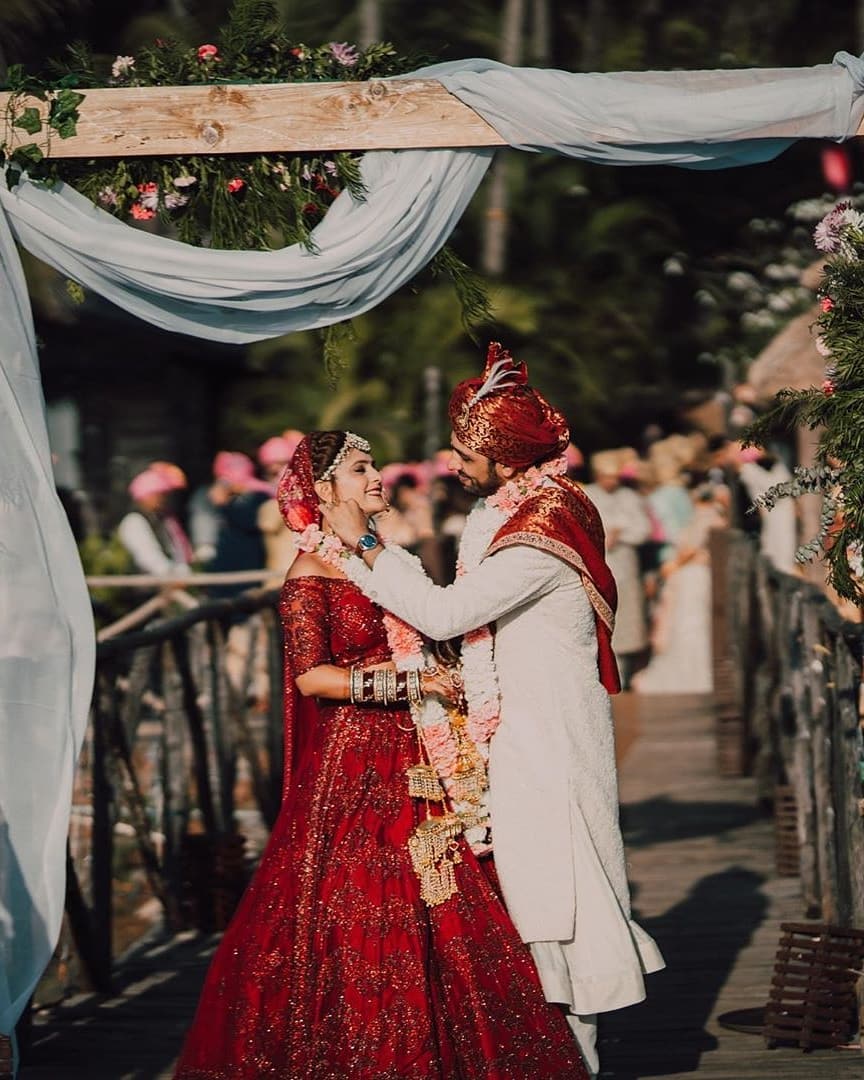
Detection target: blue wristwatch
<box><xmin>355</xmin><ymin>533</ymin><xmax>380</xmax><ymax>556</ymax></box>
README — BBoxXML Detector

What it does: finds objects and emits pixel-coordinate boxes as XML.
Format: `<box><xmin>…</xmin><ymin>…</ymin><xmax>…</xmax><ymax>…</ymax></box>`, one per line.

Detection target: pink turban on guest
<box><xmin>449</xmin><ymin>342</ymin><xmax>569</xmax><ymax>469</ymax></box>
<box><xmin>737</xmin><ymin>445</ymin><xmax>763</xmax><ymax>464</ymax></box>
<box><xmin>565</xmin><ymin>443</ymin><xmax>584</xmax><ymax>472</ymax></box>
<box><xmin>258</xmin><ymin>432</ymin><xmax>303</xmax><ymax>467</ymax></box>
<box><xmin>128</xmin><ymin>468</ymin><xmax>176</xmax><ymax>501</ymax></box>
<box><xmin>148</xmin><ymin>461</ymin><xmax>187</xmax><ymax>490</ymax></box>
<box><xmin>213</xmin><ymin>451</ymin><xmax>272</xmax><ymax>493</ymax></box>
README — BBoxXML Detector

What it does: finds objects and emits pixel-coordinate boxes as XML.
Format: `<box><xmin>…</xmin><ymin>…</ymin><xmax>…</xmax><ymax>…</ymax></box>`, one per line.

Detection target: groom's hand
<box><xmin>320</xmin><ymin>498</ymin><xmax>367</xmax><ymax>551</ymax></box>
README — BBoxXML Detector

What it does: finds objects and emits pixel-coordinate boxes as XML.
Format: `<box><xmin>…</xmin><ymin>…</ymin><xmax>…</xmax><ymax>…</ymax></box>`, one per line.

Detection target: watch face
<box><xmin>358</xmin><ymin>533</ymin><xmax>378</xmax><ymax>551</ymax></box>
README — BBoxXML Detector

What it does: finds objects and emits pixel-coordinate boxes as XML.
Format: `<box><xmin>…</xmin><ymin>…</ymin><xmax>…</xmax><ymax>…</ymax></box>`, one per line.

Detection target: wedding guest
<box><xmin>117</xmin><ymin>466</ymin><xmax>192</xmax><ymax>577</ymax></box>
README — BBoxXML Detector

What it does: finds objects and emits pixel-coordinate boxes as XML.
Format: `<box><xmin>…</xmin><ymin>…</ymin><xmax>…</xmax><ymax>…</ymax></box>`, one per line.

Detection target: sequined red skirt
<box><xmin>173</xmin><ymin>701</ymin><xmax>586</xmax><ymax>1079</ymax></box>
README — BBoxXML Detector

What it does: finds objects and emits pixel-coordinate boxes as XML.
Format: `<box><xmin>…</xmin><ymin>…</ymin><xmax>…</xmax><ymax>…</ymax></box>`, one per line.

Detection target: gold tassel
<box><xmin>408</xmin><ymin>813</ymin><xmax>463</xmax><ymax>906</ymax></box>
<box><xmin>406</xmin><ymin>762</ymin><xmax>445</xmax><ymax>801</ymax></box>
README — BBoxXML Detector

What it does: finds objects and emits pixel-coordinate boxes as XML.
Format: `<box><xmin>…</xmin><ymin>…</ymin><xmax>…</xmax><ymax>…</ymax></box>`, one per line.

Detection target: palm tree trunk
<box><xmin>530</xmin><ymin>0</ymin><xmax>550</xmax><ymax>64</ymax></box>
<box><xmin>357</xmin><ymin>0</ymin><xmax>382</xmax><ymax>48</ymax></box>
<box><xmin>481</xmin><ymin>0</ymin><xmax>525</xmax><ymax>276</ymax></box>
<box><xmin>580</xmin><ymin>0</ymin><xmax>605</xmax><ymax>71</ymax></box>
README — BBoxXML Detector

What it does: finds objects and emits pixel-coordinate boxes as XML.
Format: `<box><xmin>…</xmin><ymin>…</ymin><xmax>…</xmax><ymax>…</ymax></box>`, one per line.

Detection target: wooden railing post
<box><xmin>831</xmin><ymin>635</ymin><xmax>864</xmax><ymax>926</ymax></box>
<box><xmin>710</xmin><ymin>529</ymin><xmax>750</xmax><ymax>777</ymax></box>
<box><xmin>803</xmin><ymin>598</ymin><xmax>839</xmax><ymax>922</ymax></box>
<box><xmin>264</xmin><ymin>607</ymin><xmax>285</xmax><ymax>806</ymax></box>
<box><xmin>89</xmin><ymin>675</ymin><xmax>115</xmax><ymax>991</ymax></box>
<box><xmin>172</xmin><ymin>633</ymin><xmax>220</xmax><ymax>838</ymax></box>
<box><xmin>159</xmin><ymin>642</ymin><xmax>190</xmax><ymax>906</ymax></box>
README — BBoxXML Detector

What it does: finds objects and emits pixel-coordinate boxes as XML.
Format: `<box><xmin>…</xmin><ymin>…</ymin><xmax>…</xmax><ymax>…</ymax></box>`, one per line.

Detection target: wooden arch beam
<box><xmin>3</xmin><ymin>78</ymin><xmax>863</xmax><ymax>160</ymax></box>
<box><xmin>0</xmin><ymin>80</ymin><xmax>506</xmax><ymax>158</ymax></box>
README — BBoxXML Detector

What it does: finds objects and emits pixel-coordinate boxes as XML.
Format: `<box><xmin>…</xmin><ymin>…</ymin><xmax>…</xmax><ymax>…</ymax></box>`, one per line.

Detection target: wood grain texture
<box><xmin>0</xmin><ymin>81</ymin><xmax>506</xmax><ymax>157</ymax></box>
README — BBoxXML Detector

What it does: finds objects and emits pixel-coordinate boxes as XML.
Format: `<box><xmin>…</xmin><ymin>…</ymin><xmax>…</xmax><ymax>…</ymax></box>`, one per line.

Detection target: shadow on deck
<box><xmin>19</xmin><ymin>692</ymin><xmax>864</xmax><ymax>1079</ymax></box>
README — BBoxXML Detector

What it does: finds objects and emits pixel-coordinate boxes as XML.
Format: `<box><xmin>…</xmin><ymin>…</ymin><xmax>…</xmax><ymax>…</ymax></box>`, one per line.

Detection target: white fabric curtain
<box><xmin>1</xmin><ymin>53</ymin><xmax>863</xmax><ymax>1067</ymax></box>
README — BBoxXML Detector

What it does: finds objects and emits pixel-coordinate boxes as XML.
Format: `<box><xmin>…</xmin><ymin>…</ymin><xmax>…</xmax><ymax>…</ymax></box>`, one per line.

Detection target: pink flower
<box><xmin>294</xmin><ymin>523</ymin><xmax>324</xmax><ymax>551</ymax></box>
<box><xmin>227</xmin><ymin>177</ymin><xmax>245</xmax><ymax>194</ymax></box>
<box><xmin>130</xmin><ymin>203</ymin><xmax>155</xmax><ymax>220</ymax></box>
<box><xmin>289</xmin><ymin>47</ymin><xmax>305</xmax><ymax>59</ymax></box>
<box><xmin>173</xmin><ymin>174</ymin><xmax>198</xmax><ymax>189</ymax></box>
<box><xmin>164</xmin><ymin>192</ymin><xmax>189</xmax><ymax>210</ymax></box>
<box><xmin>197</xmin><ymin>44</ymin><xmax>219</xmax><ymax>61</ymax></box>
<box><xmin>421</xmin><ymin>723</ymin><xmax>459</xmax><ymax>778</ymax></box>
<box><xmin>383</xmin><ymin>614</ymin><xmax>423</xmax><ymax>659</ymax></box>
<box><xmin>822</xmin><ymin>379</ymin><xmax>836</xmax><ymax>396</ymax></box>
<box><xmin>813</xmin><ymin>202</ymin><xmax>864</xmax><ymax>253</ymax></box>
<box><xmin>820</xmin><ymin>296</ymin><xmax>835</xmax><ymax>313</ymax></box>
<box><xmin>97</xmin><ymin>187</ymin><xmax>117</xmax><ymax>207</ymax></box>
<box><xmin>329</xmin><ymin>41</ymin><xmax>359</xmax><ymax>66</ymax></box>
<box><xmin>136</xmin><ymin>182</ymin><xmax>159</xmax><ymax>210</ymax></box>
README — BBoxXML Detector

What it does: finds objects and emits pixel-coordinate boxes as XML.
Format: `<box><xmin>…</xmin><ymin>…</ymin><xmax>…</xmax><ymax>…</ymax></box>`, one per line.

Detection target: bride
<box><xmin>173</xmin><ymin>430</ymin><xmax>586</xmax><ymax>1078</ymax></box>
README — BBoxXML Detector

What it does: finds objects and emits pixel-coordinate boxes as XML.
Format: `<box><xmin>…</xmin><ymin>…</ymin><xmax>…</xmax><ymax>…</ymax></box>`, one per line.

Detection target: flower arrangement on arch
<box><xmin>0</xmin><ymin>1</ymin><xmax>419</xmax><ymax>253</ymax></box>
<box><xmin>0</xmin><ymin>0</ymin><xmax>491</xmax><ymax>358</ymax></box>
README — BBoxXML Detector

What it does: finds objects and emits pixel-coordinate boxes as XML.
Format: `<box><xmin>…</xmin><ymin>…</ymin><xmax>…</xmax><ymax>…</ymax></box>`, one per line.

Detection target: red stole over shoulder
<box><xmin>485</xmin><ymin>476</ymin><xmax>622</xmax><ymax>694</ymax></box>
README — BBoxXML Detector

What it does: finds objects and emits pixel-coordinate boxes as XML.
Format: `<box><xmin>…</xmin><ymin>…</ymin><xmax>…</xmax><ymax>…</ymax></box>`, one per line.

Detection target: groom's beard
<box><xmin>456</xmin><ymin>462</ymin><xmax>500</xmax><ymax>497</ymax></box>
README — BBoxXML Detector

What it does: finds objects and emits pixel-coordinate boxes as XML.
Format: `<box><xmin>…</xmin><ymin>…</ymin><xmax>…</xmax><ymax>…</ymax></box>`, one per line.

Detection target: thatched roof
<box><xmin>745</xmin><ymin>304</ymin><xmax>824</xmax><ymax>403</ymax></box>
<box><xmin>744</xmin><ymin>258</ymin><xmax>831</xmax><ymax>403</ymax></box>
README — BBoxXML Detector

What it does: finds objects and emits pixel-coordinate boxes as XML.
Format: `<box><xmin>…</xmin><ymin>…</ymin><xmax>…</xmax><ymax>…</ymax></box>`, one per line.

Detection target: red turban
<box><xmin>448</xmin><ymin>343</ymin><xmax>569</xmax><ymax>468</ymax></box>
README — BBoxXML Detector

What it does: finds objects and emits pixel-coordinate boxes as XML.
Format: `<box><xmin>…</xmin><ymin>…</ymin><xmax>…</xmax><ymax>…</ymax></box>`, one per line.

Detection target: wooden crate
<box><xmin>0</xmin><ymin>1034</ymin><xmax>12</xmax><ymax>1080</ymax></box>
<box><xmin>764</xmin><ymin>921</ymin><xmax>864</xmax><ymax>1050</ymax></box>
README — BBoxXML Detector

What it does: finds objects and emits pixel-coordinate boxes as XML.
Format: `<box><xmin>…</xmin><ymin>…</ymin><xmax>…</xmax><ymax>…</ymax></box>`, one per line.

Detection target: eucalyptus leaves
<box><xmin>749</xmin><ymin>195</ymin><xmax>864</xmax><ymax>601</ymax></box>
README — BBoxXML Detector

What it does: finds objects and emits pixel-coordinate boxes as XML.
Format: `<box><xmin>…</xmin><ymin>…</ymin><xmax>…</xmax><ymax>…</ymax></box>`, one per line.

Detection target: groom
<box><xmin>323</xmin><ymin>343</ymin><xmax>663</xmax><ymax>1075</ymax></box>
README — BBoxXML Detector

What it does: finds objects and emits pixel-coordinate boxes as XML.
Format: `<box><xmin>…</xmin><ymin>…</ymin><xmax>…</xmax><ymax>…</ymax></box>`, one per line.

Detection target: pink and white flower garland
<box><xmin>456</xmin><ymin>454</ymin><xmax>567</xmax><ymax>749</ymax></box>
<box><xmin>293</xmin><ymin>524</ymin><xmax>459</xmax><ymax>778</ymax></box>
<box><xmin>294</xmin><ymin>454</ymin><xmax>565</xmax><ymax>850</ymax></box>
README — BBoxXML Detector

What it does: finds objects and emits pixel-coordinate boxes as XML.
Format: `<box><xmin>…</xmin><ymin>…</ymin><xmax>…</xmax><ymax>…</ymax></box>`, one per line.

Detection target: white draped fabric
<box><xmin>2</xmin><ymin>53</ymin><xmax>864</xmax><ymax>1065</ymax></box>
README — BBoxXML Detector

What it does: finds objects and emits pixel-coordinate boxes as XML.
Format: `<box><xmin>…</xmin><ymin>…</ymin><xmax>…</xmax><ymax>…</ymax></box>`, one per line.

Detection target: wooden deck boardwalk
<box><xmin>19</xmin><ymin>692</ymin><xmax>864</xmax><ymax>1079</ymax></box>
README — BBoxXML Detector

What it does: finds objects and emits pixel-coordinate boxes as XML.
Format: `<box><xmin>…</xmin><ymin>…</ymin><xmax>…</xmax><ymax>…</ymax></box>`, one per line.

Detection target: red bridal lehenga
<box><xmin>173</xmin><ymin>574</ymin><xmax>586</xmax><ymax>1079</ymax></box>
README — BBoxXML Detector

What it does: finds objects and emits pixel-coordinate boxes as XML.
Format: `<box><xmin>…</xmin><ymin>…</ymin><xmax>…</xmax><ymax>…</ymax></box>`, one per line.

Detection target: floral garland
<box><xmin>293</xmin><ymin>456</ymin><xmax>566</xmax><ymax>848</ymax></box>
<box><xmin>1</xmin><ymin>25</ymin><xmax>407</xmax><ymax>252</ymax></box>
<box><xmin>293</xmin><ymin>523</ymin><xmax>489</xmax><ymax>849</ymax></box>
<box><xmin>455</xmin><ymin>454</ymin><xmax>568</xmax><ymax>746</ymax></box>
<box><xmin>0</xmin><ymin>1</ymin><xmax>491</xmax><ymax>350</ymax></box>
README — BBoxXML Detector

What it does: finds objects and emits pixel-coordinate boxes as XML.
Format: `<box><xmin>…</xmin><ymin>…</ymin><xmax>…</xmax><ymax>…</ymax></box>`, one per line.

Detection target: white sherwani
<box><xmin>351</xmin><ymin>540</ymin><xmax>664</xmax><ymax>1019</ymax></box>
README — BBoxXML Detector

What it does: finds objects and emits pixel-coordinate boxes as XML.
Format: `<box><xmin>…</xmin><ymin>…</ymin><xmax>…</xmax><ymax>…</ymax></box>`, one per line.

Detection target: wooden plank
<box><xmin>23</xmin><ymin>695</ymin><xmax>864</xmax><ymax>1078</ymax></box>
<box><xmin>0</xmin><ymin>80</ymin><xmax>506</xmax><ymax>158</ymax></box>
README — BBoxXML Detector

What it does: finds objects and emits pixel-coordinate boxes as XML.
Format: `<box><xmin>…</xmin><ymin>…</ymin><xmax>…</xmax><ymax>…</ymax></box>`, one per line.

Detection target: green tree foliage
<box><xmin>10</xmin><ymin>0</ymin><xmax>862</xmax><ymax>460</ymax></box>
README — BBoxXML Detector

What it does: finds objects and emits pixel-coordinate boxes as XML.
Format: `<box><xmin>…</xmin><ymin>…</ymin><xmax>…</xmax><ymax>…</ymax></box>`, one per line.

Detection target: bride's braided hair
<box><xmin>307</xmin><ymin>431</ymin><xmax>348</xmax><ymax>482</ymax></box>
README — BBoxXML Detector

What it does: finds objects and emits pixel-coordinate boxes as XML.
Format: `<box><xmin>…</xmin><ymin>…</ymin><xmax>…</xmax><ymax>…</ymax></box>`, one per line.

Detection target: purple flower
<box><xmin>329</xmin><ymin>41</ymin><xmax>358</xmax><ymax>66</ymax></box>
<box><xmin>97</xmin><ymin>187</ymin><xmax>118</xmax><ymax>207</ymax></box>
<box><xmin>813</xmin><ymin>201</ymin><xmax>864</xmax><ymax>254</ymax></box>
<box><xmin>323</xmin><ymin>160</ymin><xmax>338</xmax><ymax>175</ymax></box>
